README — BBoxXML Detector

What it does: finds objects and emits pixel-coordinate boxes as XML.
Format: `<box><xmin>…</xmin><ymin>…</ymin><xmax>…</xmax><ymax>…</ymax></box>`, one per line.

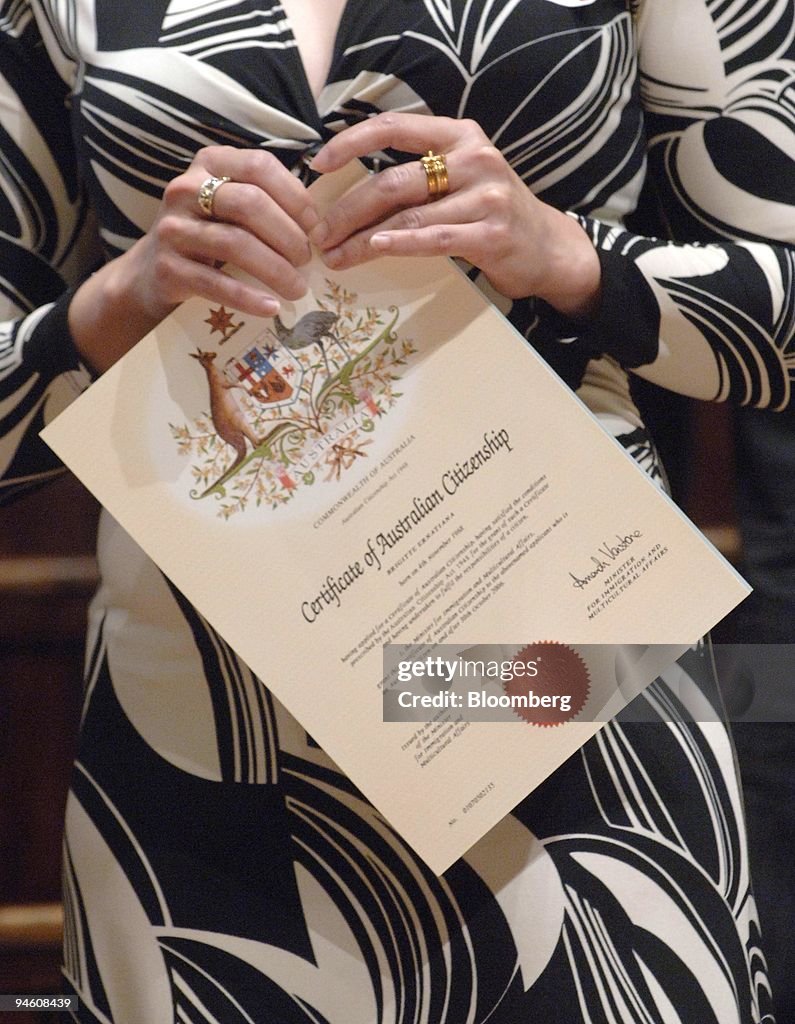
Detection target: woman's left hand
<box><xmin>309</xmin><ymin>113</ymin><xmax>601</xmax><ymax>319</ymax></box>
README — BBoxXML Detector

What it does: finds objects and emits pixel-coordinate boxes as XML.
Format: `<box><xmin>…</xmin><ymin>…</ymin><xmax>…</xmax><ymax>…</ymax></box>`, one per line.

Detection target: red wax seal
<box><xmin>505</xmin><ymin>642</ymin><xmax>590</xmax><ymax>726</ymax></box>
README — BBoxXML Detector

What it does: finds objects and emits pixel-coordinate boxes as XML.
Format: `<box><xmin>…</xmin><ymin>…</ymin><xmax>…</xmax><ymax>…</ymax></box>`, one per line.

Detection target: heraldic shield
<box><xmin>223</xmin><ymin>331</ymin><xmax>302</xmax><ymax>407</ymax></box>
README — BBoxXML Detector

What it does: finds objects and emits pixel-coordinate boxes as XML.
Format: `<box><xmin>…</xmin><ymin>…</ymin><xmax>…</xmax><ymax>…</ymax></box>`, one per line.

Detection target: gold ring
<box><xmin>420</xmin><ymin>151</ymin><xmax>449</xmax><ymax>200</ymax></box>
<box><xmin>197</xmin><ymin>175</ymin><xmax>231</xmax><ymax>218</ymax></box>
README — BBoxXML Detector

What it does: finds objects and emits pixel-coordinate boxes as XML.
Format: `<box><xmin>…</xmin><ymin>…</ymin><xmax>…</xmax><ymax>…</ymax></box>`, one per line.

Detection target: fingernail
<box><xmin>323</xmin><ymin>247</ymin><xmax>342</xmax><ymax>268</ymax></box>
<box><xmin>370</xmin><ymin>233</ymin><xmax>391</xmax><ymax>250</ymax></box>
<box><xmin>259</xmin><ymin>296</ymin><xmax>280</xmax><ymax>315</ymax></box>
<box><xmin>309</xmin><ymin>221</ymin><xmax>328</xmax><ymax>247</ymax></box>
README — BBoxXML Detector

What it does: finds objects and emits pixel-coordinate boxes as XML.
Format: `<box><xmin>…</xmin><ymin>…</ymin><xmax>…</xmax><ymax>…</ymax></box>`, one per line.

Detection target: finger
<box><xmin>157</xmin><ymin>215</ymin><xmax>309</xmax><ymax>301</ymax></box>
<box><xmin>311</xmin><ymin>113</ymin><xmax>476</xmax><ymax>173</ymax></box>
<box><xmin>163</xmin><ymin>252</ymin><xmax>286</xmax><ymax>317</ymax></box>
<box><xmin>204</xmin><ymin>178</ymin><xmax>313</xmax><ymax>267</ymax></box>
<box><xmin>195</xmin><ymin>146</ymin><xmax>319</xmax><ymax>234</ymax></box>
<box><xmin>314</xmin><ymin>145</ymin><xmax>473</xmax><ymax>251</ymax></box>
<box><xmin>313</xmin><ymin>160</ymin><xmax>430</xmax><ymax>250</ymax></box>
<box><xmin>368</xmin><ymin>222</ymin><xmax>481</xmax><ymax>259</ymax></box>
<box><xmin>322</xmin><ymin>192</ymin><xmax>477</xmax><ymax>269</ymax></box>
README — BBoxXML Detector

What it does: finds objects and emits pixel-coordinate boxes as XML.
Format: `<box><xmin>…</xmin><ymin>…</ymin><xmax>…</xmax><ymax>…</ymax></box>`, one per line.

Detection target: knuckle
<box><xmin>196</xmin><ymin>144</ymin><xmax>235</xmax><ymax>170</ymax></box>
<box><xmin>221</xmin><ymin>277</ymin><xmax>248</xmax><ymax>309</ymax></box>
<box><xmin>377</xmin><ymin>163</ymin><xmax>412</xmax><ymax>197</ymax></box>
<box><xmin>235</xmin><ymin>149</ymin><xmax>260</xmax><ymax>180</ymax></box>
<box><xmin>481</xmin><ymin>144</ymin><xmax>499</xmax><ymax>167</ymax></box>
<box><xmin>152</xmin><ymin>248</ymin><xmax>180</xmax><ymax>283</ymax></box>
<box><xmin>217</xmin><ymin>144</ymin><xmax>241</xmax><ymax>162</ymax></box>
<box><xmin>253</xmin><ymin>149</ymin><xmax>280</xmax><ymax>176</ymax></box>
<box><xmin>264</xmin><ymin>218</ymin><xmax>307</xmax><ymax>264</ymax></box>
<box><xmin>209</xmin><ymin>229</ymin><xmax>236</xmax><ymax>264</ymax></box>
<box><xmin>219</xmin><ymin>181</ymin><xmax>249</xmax><ymax>219</ymax></box>
<box><xmin>289</xmin><ymin>236</ymin><xmax>312</xmax><ymax>266</ymax></box>
<box><xmin>230</xmin><ymin>182</ymin><xmax>274</xmax><ymax>224</ymax></box>
<box><xmin>218</xmin><ymin>147</ymin><xmax>273</xmax><ymax>185</ymax></box>
<box><xmin>476</xmin><ymin>144</ymin><xmax>503</xmax><ymax>171</ymax></box>
<box><xmin>162</xmin><ymin>175</ymin><xmax>189</xmax><ymax>207</ymax></box>
<box><xmin>459</xmin><ymin>118</ymin><xmax>482</xmax><ymax>138</ymax></box>
<box><xmin>282</xmin><ymin>272</ymin><xmax>307</xmax><ymax>301</ymax></box>
<box><xmin>482</xmin><ymin>185</ymin><xmax>508</xmax><ymax>213</ymax></box>
<box><xmin>192</xmin><ymin>145</ymin><xmax>216</xmax><ymax>167</ymax></box>
<box><xmin>230</xmin><ymin>274</ymin><xmax>255</xmax><ymax>301</ymax></box>
<box><xmin>395</xmin><ymin>206</ymin><xmax>425</xmax><ymax>231</ymax></box>
<box><xmin>433</xmin><ymin>226</ymin><xmax>454</xmax><ymax>253</ymax></box>
<box><xmin>482</xmin><ymin>219</ymin><xmax>510</xmax><ymax>252</ymax></box>
<box><xmin>154</xmin><ymin>212</ymin><xmax>183</xmax><ymax>245</ymax></box>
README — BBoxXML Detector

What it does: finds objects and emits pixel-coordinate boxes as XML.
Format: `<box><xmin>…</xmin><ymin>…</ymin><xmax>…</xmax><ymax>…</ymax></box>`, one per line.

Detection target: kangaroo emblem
<box><xmin>190</xmin><ymin>348</ymin><xmax>262</xmax><ymax>490</ymax></box>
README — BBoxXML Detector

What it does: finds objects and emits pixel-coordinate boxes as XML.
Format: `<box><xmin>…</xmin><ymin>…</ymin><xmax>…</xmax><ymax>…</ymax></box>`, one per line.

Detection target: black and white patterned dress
<box><xmin>1</xmin><ymin>1</ymin><xmax>793</xmax><ymax>1021</ymax></box>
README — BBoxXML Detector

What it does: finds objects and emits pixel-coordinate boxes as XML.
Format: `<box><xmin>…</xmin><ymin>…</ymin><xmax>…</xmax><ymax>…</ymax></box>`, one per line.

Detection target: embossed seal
<box><xmin>505</xmin><ymin>642</ymin><xmax>590</xmax><ymax>726</ymax></box>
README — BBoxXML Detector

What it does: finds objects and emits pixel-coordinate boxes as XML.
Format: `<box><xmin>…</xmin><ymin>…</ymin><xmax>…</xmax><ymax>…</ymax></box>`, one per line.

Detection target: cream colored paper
<box><xmin>42</xmin><ymin>168</ymin><xmax>749</xmax><ymax>874</ymax></box>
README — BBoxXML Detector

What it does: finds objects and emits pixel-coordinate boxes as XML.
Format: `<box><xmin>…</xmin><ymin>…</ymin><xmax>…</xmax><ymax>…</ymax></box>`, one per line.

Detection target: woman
<box><xmin>1</xmin><ymin>1</ymin><xmax>791</xmax><ymax>1020</ymax></box>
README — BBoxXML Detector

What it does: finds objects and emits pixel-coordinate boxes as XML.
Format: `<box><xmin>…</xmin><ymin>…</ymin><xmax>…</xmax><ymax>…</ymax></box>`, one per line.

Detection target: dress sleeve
<box><xmin>0</xmin><ymin>1</ymin><xmax>100</xmax><ymax>502</ymax></box>
<box><xmin>573</xmin><ymin>0</ymin><xmax>795</xmax><ymax>410</ymax></box>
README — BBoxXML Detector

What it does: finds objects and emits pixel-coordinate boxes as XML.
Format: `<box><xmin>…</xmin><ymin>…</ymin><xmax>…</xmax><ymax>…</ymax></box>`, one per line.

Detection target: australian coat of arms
<box><xmin>170</xmin><ymin>280</ymin><xmax>417</xmax><ymax>518</ymax></box>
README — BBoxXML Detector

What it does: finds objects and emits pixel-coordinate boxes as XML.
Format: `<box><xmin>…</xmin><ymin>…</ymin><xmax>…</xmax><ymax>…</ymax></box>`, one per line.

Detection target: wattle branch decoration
<box><xmin>170</xmin><ymin>282</ymin><xmax>415</xmax><ymax>519</ymax></box>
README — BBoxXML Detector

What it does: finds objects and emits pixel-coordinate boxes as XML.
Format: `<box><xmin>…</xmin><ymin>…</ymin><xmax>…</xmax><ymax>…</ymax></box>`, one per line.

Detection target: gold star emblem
<box><xmin>205</xmin><ymin>305</ymin><xmax>242</xmax><ymax>343</ymax></box>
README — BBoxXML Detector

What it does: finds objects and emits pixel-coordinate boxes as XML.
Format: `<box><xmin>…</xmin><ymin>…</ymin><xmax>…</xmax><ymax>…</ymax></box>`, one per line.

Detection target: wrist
<box><xmin>533</xmin><ymin>207</ymin><xmax>602</xmax><ymax>320</ymax></box>
<box><xmin>68</xmin><ymin>247</ymin><xmax>173</xmax><ymax>374</ymax></box>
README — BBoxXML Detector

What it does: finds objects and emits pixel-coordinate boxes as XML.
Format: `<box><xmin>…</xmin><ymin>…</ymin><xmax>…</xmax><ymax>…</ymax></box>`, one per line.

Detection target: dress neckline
<box><xmin>278</xmin><ymin>0</ymin><xmax>356</xmax><ymax>120</ymax></box>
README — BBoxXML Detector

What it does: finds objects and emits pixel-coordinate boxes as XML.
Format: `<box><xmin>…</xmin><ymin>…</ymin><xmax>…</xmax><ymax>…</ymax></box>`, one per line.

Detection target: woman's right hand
<box><xmin>68</xmin><ymin>146</ymin><xmax>319</xmax><ymax>374</ymax></box>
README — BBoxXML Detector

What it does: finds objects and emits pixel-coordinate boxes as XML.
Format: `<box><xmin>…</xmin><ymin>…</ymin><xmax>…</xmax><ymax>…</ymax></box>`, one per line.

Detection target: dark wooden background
<box><xmin>0</xmin><ymin>474</ymin><xmax>99</xmax><ymax>1024</ymax></box>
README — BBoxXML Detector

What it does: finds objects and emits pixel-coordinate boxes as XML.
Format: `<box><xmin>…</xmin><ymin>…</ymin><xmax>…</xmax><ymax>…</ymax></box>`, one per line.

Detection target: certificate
<box><xmin>42</xmin><ymin>167</ymin><xmax>749</xmax><ymax>873</ymax></box>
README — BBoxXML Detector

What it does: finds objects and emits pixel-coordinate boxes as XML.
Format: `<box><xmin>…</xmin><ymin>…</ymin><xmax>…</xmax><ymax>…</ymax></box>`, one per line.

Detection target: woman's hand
<box><xmin>69</xmin><ymin>146</ymin><xmax>318</xmax><ymax>373</ymax></box>
<box><xmin>309</xmin><ymin>113</ymin><xmax>600</xmax><ymax>318</ymax></box>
